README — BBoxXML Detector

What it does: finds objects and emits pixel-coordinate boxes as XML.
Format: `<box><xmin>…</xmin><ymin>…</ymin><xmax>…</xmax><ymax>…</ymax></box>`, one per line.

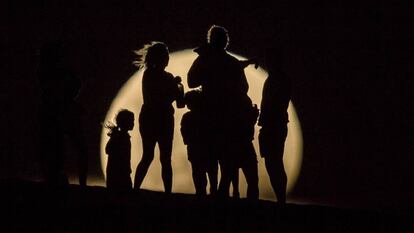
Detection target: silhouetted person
<box><xmin>62</xmin><ymin>75</ymin><xmax>88</xmax><ymax>186</ymax></box>
<box><xmin>181</xmin><ymin>89</ymin><xmax>218</xmax><ymax>197</ymax></box>
<box><xmin>224</xmin><ymin>101</ymin><xmax>259</xmax><ymax>200</ymax></box>
<box><xmin>258</xmin><ymin>48</ymin><xmax>292</xmax><ymax>205</ymax></box>
<box><xmin>133</xmin><ymin>42</ymin><xmax>184</xmax><ymax>193</ymax></box>
<box><xmin>187</xmin><ymin>25</ymin><xmax>259</xmax><ymax>199</ymax></box>
<box><xmin>37</xmin><ymin>41</ymin><xmax>74</xmax><ymax>187</ymax></box>
<box><xmin>105</xmin><ymin>109</ymin><xmax>134</xmax><ymax>191</ymax></box>
<box><xmin>228</xmin><ymin>60</ymin><xmax>259</xmax><ymax>199</ymax></box>
<box><xmin>228</xmin><ymin>98</ymin><xmax>260</xmax><ymax>199</ymax></box>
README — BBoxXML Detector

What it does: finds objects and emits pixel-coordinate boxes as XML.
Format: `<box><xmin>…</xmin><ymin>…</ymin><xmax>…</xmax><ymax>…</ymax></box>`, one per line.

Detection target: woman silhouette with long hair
<box><xmin>133</xmin><ymin>42</ymin><xmax>183</xmax><ymax>193</ymax></box>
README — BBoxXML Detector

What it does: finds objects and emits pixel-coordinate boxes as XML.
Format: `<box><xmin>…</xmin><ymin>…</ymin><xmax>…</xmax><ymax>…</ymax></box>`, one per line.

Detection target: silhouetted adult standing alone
<box><xmin>105</xmin><ymin>109</ymin><xmax>134</xmax><ymax>191</ymax></box>
<box><xmin>133</xmin><ymin>42</ymin><xmax>184</xmax><ymax>193</ymax></box>
<box><xmin>62</xmin><ymin>74</ymin><xmax>88</xmax><ymax>187</ymax></box>
<box><xmin>258</xmin><ymin>48</ymin><xmax>292</xmax><ymax>205</ymax></box>
<box><xmin>188</xmin><ymin>25</ymin><xmax>259</xmax><ymax>199</ymax></box>
<box><xmin>37</xmin><ymin>41</ymin><xmax>74</xmax><ymax>187</ymax></box>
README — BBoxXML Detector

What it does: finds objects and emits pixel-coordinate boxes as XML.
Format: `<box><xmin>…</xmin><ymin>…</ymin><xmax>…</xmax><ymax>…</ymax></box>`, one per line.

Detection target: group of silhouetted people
<box><xmin>185</xmin><ymin>26</ymin><xmax>260</xmax><ymax>199</ymax></box>
<box><xmin>38</xmin><ymin>25</ymin><xmax>292</xmax><ymax>205</ymax></box>
<box><xmin>103</xmin><ymin>25</ymin><xmax>292</xmax><ymax>204</ymax></box>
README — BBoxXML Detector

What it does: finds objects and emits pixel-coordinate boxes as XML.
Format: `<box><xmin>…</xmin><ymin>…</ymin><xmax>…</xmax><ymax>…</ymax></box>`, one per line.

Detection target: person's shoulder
<box><xmin>224</xmin><ymin>52</ymin><xmax>243</xmax><ymax>66</ymax></box>
<box><xmin>164</xmin><ymin>71</ymin><xmax>174</xmax><ymax>78</ymax></box>
<box><xmin>193</xmin><ymin>43</ymin><xmax>209</xmax><ymax>55</ymax></box>
<box><xmin>225</xmin><ymin>51</ymin><xmax>238</xmax><ymax>60</ymax></box>
<box><xmin>221</xmin><ymin>50</ymin><xmax>236</xmax><ymax>60</ymax></box>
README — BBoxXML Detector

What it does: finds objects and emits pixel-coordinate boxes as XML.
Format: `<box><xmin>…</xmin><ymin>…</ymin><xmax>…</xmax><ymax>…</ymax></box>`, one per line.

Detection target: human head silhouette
<box><xmin>134</xmin><ymin>41</ymin><xmax>169</xmax><ymax>69</ymax></box>
<box><xmin>184</xmin><ymin>89</ymin><xmax>202</xmax><ymax>111</ymax></box>
<box><xmin>207</xmin><ymin>25</ymin><xmax>229</xmax><ymax>50</ymax></box>
<box><xmin>115</xmin><ymin>109</ymin><xmax>134</xmax><ymax>131</ymax></box>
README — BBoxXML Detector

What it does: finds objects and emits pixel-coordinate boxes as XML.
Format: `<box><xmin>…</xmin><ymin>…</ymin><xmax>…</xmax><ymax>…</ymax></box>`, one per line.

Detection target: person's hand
<box><xmin>253</xmin><ymin>104</ymin><xmax>259</xmax><ymax>114</ymax></box>
<box><xmin>174</xmin><ymin>76</ymin><xmax>182</xmax><ymax>83</ymax></box>
<box><xmin>241</xmin><ymin>58</ymin><xmax>259</xmax><ymax>69</ymax></box>
<box><xmin>248</xmin><ymin>58</ymin><xmax>259</xmax><ymax>69</ymax></box>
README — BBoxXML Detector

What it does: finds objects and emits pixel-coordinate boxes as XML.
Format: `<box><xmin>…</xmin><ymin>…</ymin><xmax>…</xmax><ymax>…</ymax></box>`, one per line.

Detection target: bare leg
<box><xmin>191</xmin><ymin>161</ymin><xmax>207</xmax><ymax>196</ymax></box>
<box><xmin>265</xmin><ymin>157</ymin><xmax>286</xmax><ymax>204</ymax></box>
<box><xmin>134</xmin><ymin>136</ymin><xmax>156</xmax><ymax>190</ymax></box>
<box><xmin>159</xmin><ymin>133</ymin><xmax>173</xmax><ymax>194</ymax></box>
<box><xmin>231</xmin><ymin>169</ymin><xmax>240</xmax><ymax>198</ymax></box>
<box><xmin>259</xmin><ymin>127</ymin><xmax>287</xmax><ymax>204</ymax></box>
<box><xmin>207</xmin><ymin>159</ymin><xmax>218</xmax><ymax>195</ymax></box>
<box><xmin>217</xmin><ymin>161</ymin><xmax>232</xmax><ymax>198</ymax></box>
<box><xmin>242</xmin><ymin>161</ymin><xmax>259</xmax><ymax>200</ymax></box>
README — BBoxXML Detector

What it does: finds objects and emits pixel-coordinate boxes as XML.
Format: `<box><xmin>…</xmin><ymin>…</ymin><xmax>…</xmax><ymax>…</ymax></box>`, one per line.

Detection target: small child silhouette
<box><xmin>105</xmin><ymin>109</ymin><xmax>134</xmax><ymax>191</ymax></box>
<box><xmin>181</xmin><ymin>89</ymin><xmax>218</xmax><ymax>196</ymax></box>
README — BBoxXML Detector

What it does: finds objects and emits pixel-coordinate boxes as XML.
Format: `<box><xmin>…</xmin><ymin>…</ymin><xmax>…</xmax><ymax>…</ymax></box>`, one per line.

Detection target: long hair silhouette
<box><xmin>133</xmin><ymin>41</ymin><xmax>169</xmax><ymax>69</ymax></box>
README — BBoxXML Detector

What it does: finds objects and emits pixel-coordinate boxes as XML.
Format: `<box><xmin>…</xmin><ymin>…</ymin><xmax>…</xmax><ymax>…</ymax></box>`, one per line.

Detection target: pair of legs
<box><xmin>259</xmin><ymin>126</ymin><xmax>288</xmax><ymax>204</ymax></box>
<box><xmin>40</xmin><ymin>116</ymin><xmax>68</xmax><ymax>187</ymax></box>
<box><xmin>190</xmin><ymin>158</ymin><xmax>218</xmax><ymax>196</ymax></box>
<box><xmin>218</xmin><ymin>142</ymin><xmax>259</xmax><ymax>200</ymax></box>
<box><xmin>134</xmin><ymin>113</ymin><xmax>174</xmax><ymax>193</ymax></box>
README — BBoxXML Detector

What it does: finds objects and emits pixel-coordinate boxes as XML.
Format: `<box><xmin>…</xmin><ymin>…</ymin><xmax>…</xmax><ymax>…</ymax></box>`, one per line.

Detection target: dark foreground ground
<box><xmin>0</xmin><ymin>179</ymin><xmax>412</xmax><ymax>233</ymax></box>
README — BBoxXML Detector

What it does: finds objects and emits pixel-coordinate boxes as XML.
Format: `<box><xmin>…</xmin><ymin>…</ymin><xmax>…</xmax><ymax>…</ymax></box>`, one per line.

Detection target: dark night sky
<box><xmin>2</xmin><ymin>0</ymin><xmax>413</xmax><ymax>209</ymax></box>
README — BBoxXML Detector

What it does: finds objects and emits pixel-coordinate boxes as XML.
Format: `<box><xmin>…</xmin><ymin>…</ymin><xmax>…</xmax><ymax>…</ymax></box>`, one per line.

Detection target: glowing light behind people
<box><xmin>100</xmin><ymin>50</ymin><xmax>303</xmax><ymax>201</ymax></box>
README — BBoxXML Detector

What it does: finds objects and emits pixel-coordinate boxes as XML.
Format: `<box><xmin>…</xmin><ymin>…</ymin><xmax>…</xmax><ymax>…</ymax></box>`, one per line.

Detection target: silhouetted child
<box><xmin>133</xmin><ymin>42</ymin><xmax>184</xmax><ymax>193</ymax></box>
<box><xmin>105</xmin><ymin>109</ymin><xmax>134</xmax><ymax>191</ymax></box>
<box><xmin>181</xmin><ymin>89</ymin><xmax>218</xmax><ymax>196</ymax></box>
<box><xmin>228</xmin><ymin>98</ymin><xmax>260</xmax><ymax>200</ymax></box>
<box><xmin>231</xmin><ymin>61</ymin><xmax>259</xmax><ymax>199</ymax></box>
<box><xmin>258</xmin><ymin>48</ymin><xmax>292</xmax><ymax>205</ymax></box>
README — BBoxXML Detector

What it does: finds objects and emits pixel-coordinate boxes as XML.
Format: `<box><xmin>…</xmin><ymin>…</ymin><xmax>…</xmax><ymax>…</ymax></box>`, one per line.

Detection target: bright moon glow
<box><xmin>100</xmin><ymin>49</ymin><xmax>303</xmax><ymax>201</ymax></box>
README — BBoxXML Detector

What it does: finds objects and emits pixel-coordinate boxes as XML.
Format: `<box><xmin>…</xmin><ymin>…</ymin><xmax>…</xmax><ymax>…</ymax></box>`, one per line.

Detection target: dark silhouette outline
<box><xmin>37</xmin><ymin>41</ymin><xmax>67</xmax><ymax>187</ymax></box>
<box><xmin>230</xmin><ymin>167</ymin><xmax>240</xmax><ymax>198</ymax></box>
<box><xmin>258</xmin><ymin>48</ymin><xmax>292</xmax><ymax>205</ymax></box>
<box><xmin>104</xmin><ymin>109</ymin><xmax>134</xmax><ymax>191</ymax></box>
<box><xmin>37</xmin><ymin>41</ymin><xmax>88</xmax><ymax>187</ymax></box>
<box><xmin>62</xmin><ymin>73</ymin><xmax>88</xmax><ymax>187</ymax></box>
<box><xmin>133</xmin><ymin>42</ymin><xmax>184</xmax><ymax>194</ymax></box>
<box><xmin>187</xmin><ymin>25</ymin><xmax>259</xmax><ymax>199</ymax></box>
<box><xmin>181</xmin><ymin>89</ymin><xmax>218</xmax><ymax>197</ymax></box>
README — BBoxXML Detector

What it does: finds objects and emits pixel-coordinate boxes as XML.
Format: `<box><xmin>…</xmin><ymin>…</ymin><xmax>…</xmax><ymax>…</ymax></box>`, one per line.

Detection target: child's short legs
<box><xmin>191</xmin><ymin>160</ymin><xmax>207</xmax><ymax>196</ymax></box>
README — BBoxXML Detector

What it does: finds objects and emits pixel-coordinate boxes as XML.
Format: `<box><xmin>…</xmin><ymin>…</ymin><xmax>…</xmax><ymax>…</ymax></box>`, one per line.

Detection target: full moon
<box><xmin>100</xmin><ymin>49</ymin><xmax>303</xmax><ymax>201</ymax></box>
